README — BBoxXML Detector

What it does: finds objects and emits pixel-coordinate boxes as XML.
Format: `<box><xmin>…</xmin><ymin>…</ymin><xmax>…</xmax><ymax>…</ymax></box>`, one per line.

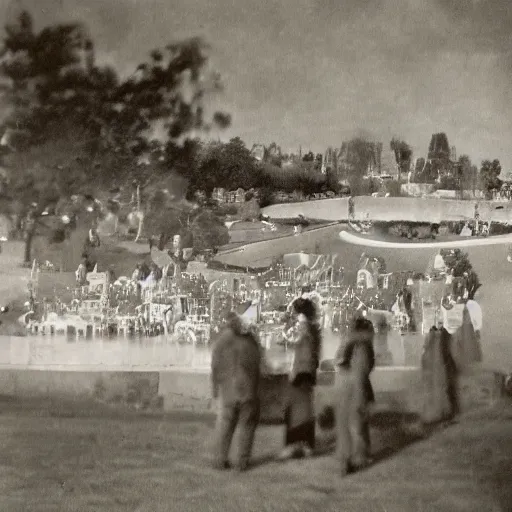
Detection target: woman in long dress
<box><xmin>334</xmin><ymin>316</ymin><xmax>376</xmax><ymax>475</ymax></box>
<box><xmin>421</xmin><ymin>323</ymin><xmax>458</xmax><ymax>424</ymax></box>
<box><xmin>279</xmin><ymin>297</ymin><xmax>322</xmax><ymax>459</ymax></box>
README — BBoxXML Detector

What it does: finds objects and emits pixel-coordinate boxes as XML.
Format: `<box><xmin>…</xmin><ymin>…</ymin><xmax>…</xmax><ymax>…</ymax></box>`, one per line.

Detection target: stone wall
<box><xmin>0</xmin><ymin>364</ymin><xmax>504</xmax><ymax>423</ymax></box>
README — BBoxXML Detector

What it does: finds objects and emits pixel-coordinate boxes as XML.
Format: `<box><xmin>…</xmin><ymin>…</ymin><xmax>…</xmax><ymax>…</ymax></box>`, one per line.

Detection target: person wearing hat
<box><xmin>334</xmin><ymin>316</ymin><xmax>375</xmax><ymax>476</ymax></box>
<box><xmin>210</xmin><ymin>310</ymin><xmax>263</xmax><ymax>471</ymax></box>
<box><xmin>279</xmin><ymin>297</ymin><xmax>322</xmax><ymax>460</ymax></box>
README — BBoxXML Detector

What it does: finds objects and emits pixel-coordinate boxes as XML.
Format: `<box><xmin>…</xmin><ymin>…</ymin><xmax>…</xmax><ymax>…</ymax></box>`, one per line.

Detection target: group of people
<box><xmin>210</xmin><ymin>295</ymin><xmax>376</xmax><ymax>476</ymax></box>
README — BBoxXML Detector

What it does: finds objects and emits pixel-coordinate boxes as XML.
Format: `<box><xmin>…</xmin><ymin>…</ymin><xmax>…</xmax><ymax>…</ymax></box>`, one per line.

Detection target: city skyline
<box><xmin>2</xmin><ymin>0</ymin><xmax>511</xmax><ymax>170</ymax></box>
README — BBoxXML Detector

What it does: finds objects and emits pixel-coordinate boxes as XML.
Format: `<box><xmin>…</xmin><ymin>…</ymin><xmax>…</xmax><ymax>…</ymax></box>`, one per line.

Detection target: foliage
<box><xmin>143</xmin><ymin>190</ymin><xmax>187</xmax><ymax>239</ymax></box>
<box><xmin>440</xmin><ymin>249</ymin><xmax>481</xmax><ymax>300</ymax></box>
<box><xmin>433</xmin><ymin>174</ymin><xmax>458</xmax><ymax>191</ymax></box>
<box><xmin>428</xmin><ymin>133</ymin><xmax>450</xmax><ymax>160</ymax></box>
<box><xmin>0</xmin><ymin>10</ymin><xmax>230</xmax><ymax>259</ymax></box>
<box><xmin>338</xmin><ymin>138</ymin><xmax>375</xmax><ymax>195</ymax></box>
<box><xmin>457</xmin><ymin>155</ymin><xmax>478</xmax><ymax>194</ymax></box>
<box><xmin>415</xmin><ymin>158</ymin><xmax>451</xmax><ymax>184</ymax></box>
<box><xmin>262</xmin><ymin>163</ymin><xmax>335</xmax><ymax>197</ymax></box>
<box><xmin>189</xmin><ymin>209</ymin><xmax>229</xmax><ymax>252</ymax></box>
<box><xmin>143</xmin><ymin>192</ymin><xmax>228</xmax><ymax>252</ymax></box>
<box><xmin>390</xmin><ymin>138</ymin><xmax>412</xmax><ymax>184</ymax></box>
<box><xmin>479</xmin><ymin>159</ymin><xmax>502</xmax><ymax>199</ymax></box>
<box><xmin>264</xmin><ymin>142</ymin><xmax>282</xmax><ymax>167</ymax></box>
<box><xmin>324</xmin><ymin>168</ymin><xmax>340</xmax><ymax>193</ymax></box>
<box><xmin>182</xmin><ymin>137</ymin><xmax>258</xmax><ymax>199</ymax></box>
<box><xmin>384</xmin><ymin>222</ymin><xmax>436</xmax><ymax>240</ymax></box>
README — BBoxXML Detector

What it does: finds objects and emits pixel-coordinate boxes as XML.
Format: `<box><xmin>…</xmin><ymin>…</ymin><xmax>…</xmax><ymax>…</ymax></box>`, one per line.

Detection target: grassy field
<box><xmin>0</xmin><ymin>396</ymin><xmax>510</xmax><ymax>511</ymax></box>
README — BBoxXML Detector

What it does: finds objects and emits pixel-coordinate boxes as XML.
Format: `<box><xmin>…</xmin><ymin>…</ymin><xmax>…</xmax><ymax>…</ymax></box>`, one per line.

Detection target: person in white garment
<box><xmin>465</xmin><ymin>300</ymin><xmax>482</xmax><ymax>333</ymax></box>
<box><xmin>433</xmin><ymin>251</ymin><xmax>447</xmax><ymax>274</ymax></box>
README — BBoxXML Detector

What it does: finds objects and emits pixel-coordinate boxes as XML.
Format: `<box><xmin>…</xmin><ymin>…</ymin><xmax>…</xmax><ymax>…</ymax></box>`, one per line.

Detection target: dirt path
<box><xmin>0</xmin><ymin>397</ymin><xmax>510</xmax><ymax>511</ymax></box>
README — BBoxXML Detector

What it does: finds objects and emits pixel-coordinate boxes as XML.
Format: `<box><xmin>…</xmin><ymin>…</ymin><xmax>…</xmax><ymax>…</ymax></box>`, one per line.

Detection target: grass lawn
<box><xmin>0</xmin><ymin>397</ymin><xmax>510</xmax><ymax>511</ymax></box>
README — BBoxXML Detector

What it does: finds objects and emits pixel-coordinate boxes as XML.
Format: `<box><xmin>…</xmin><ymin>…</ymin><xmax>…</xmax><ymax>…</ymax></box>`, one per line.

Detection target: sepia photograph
<box><xmin>0</xmin><ymin>0</ymin><xmax>511</xmax><ymax>510</ymax></box>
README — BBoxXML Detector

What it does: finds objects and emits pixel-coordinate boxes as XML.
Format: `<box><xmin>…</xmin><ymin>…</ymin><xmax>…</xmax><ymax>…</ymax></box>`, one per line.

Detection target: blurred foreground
<box><xmin>0</xmin><ymin>396</ymin><xmax>510</xmax><ymax>512</ymax></box>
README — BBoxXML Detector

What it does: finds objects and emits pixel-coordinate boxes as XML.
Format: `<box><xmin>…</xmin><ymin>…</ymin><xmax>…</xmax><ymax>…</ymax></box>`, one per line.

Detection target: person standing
<box><xmin>421</xmin><ymin>323</ymin><xmax>459</xmax><ymax>424</ymax></box>
<box><xmin>474</xmin><ymin>203</ymin><xmax>480</xmax><ymax>234</ymax></box>
<box><xmin>279</xmin><ymin>297</ymin><xmax>322</xmax><ymax>459</ymax></box>
<box><xmin>348</xmin><ymin>196</ymin><xmax>355</xmax><ymax>220</ymax></box>
<box><xmin>211</xmin><ymin>312</ymin><xmax>263</xmax><ymax>471</ymax></box>
<box><xmin>334</xmin><ymin>316</ymin><xmax>376</xmax><ymax>476</ymax></box>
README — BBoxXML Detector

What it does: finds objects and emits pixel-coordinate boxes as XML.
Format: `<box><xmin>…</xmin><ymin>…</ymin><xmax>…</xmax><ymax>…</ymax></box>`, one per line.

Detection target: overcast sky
<box><xmin>3</xmin><ymin>0</ymin><xmax>512</xmax><ymax>170</ymax></box>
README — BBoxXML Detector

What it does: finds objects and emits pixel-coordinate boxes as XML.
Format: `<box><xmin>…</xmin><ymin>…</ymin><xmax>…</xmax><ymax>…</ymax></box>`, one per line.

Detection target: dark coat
<box><xmin>421</xmin><ymin>326</ymin><xmax>458</xmax><ymax>423</ymax></box>
<box><xmin>289</xmin><ymin>321</ymin><xmax>322</xmax><ymax>386</ymax></box>
<box><xmin>336</xmin><ymin>331</ymin><xmax>375</xmax><ymax>403</ymax></box>
<box><xmin>211</xmin><ymin>322</ymin><xmax>262</xmax><ymax>405</ymax></box>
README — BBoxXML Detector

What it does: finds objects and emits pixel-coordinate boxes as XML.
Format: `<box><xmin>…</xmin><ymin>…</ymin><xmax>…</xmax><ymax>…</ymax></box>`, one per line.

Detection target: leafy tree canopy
<box><xmin>0</xmin><ymin>10</ymin><xmax>230</xmax><ymax>260</ymax></box>
<box><xmin>0</xmin><ymin>10</ymin><xmax>231</xmax><ymax>206</ymax></box>
<box><xmin>479</xmin><ymin>159</ymin><xmax>502</xmax><ymax>198</ymax></box>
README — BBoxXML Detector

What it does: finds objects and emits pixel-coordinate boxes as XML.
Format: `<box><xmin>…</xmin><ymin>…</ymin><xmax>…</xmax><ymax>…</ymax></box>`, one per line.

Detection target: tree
<box><xmin>440</xmin><ymin>249</ymin><xmax>481</xmax><ymax>300</ymax></box>
<box><xmin>265</xmin><ymin>142</ymin><xmax>282</xmax><ymax>167</ymax></box>
<box><xmin>428</xmin><ymin>133</ymin><xmax>450</xmax><ymax>161</ymax></box>
<box><xmin>479</xmin><ymin>159</ymin><xmax>502</xmax><ymax>199</ymax></box>
<box><xmin>339</xmin><ymin>138</ymin><xmax>374</xmax><ymax>195</ymax></box>
<box><xmin>190</xmin><ymin>209</ymin><xmax>229</xmax><ymax>252</ymax></box>
<box><xmin>302</xmin><ymin>151</ymin><xmax>314</xmax><ymax>162</ymax></box>
<box><xmin>390</xmin><ymin>138</ymin><xmax>412</xmax><ymax>187</ymax></box>
<box><xmin>314</xmin><ymin>153</ymin><xmax>323</xmax><ymax>171</ymax></box>
<box><xmin>184</xmin><ymin>137</ymin><xmax>258</xmax><ymax>198</ymax></box>
<box><xmin>325</xmin><ymin>168</ymin><xmax>340</xmax><ymax>193</ymax></box>
<box><xmin>458</xmin><ymin>155</ymin><xmax>478</xmax><ymax>197</ymax></box>
<box><xmin>0</xmin><ymin>10</ymin><xmax>230</xmax><ymax>261</ymax></box>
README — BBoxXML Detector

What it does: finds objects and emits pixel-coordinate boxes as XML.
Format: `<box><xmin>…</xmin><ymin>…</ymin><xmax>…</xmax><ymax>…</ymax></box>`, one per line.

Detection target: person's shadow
<box><xmin>314</xmin><ymin>406</ymin><xmax>429</xmax><ymax>465</ymax></box>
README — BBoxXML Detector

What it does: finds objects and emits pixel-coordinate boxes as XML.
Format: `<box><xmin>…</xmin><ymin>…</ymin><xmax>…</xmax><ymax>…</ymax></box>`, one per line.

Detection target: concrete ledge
<box><xmin>316</xmin><ymin>365</ymin><xmax>505</xmax><ymax>417</ymax></box>
<box><xmin>0</xmin><ymin>369</ymin><xmax>162</xmax><ymax>410</ymax></box>
<box><xmin>0</xmin><ymin>364</ymin><xmax>505</xmax><ymax>422</ymax></box>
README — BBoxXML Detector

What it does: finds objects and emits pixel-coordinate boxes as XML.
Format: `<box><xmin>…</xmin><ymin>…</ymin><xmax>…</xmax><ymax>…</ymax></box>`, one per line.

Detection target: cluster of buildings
<box><xmin>25</xmin><ymin>245</ymin><xmax>467</xmax><ymax>352</ymax></box>
<box><xmin>248</xmin><ymin>133</ymin><xmax>469</xmax><ymax>188</ymax></box>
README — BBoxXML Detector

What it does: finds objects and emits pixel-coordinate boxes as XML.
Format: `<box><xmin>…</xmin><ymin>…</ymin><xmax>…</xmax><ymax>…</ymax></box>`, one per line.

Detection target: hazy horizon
<box><xmin>2</xmin><ymin>0</ymin><xmax>512</xmax><ymax>171</ymax></box>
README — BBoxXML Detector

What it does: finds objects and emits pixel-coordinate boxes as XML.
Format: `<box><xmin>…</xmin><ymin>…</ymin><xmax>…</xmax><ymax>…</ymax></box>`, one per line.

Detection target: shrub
<box><xmin>380</xmin><ymin>221</ymin><xmax>436</xmax><ymax>239</ymax></box>
<box><xmin>216</xmin><ymin>204</ymin><xmax>238</xmax><ymax>216</ymax></box>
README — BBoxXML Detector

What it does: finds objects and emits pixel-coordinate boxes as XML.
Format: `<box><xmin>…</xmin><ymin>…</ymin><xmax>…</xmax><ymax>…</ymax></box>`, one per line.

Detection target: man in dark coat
<box><xmin>211</xmin><ymin>312</ymin><xmax>263</xmax><ymax>471</ymax></box>
<box><xmin>335</xmin><ymin>316</ymin><xmax>376</xmax><ymax>476</ymax></box>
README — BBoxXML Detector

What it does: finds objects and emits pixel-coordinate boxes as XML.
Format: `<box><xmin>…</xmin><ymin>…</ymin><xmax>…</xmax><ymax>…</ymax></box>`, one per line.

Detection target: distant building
<box><xmin>250</xmin><ymin>144</ymin><xmax>266</xmax><ymax>162</ymax></box>
<box><xmin>322</xmin><ymin>147</ymin><xmax>337</xmax><ymax>174</ymax></box>
<box><xmin>212</xmin><ymin>187</ymin><xmax>246</xmax><ymax>204</ymax></box>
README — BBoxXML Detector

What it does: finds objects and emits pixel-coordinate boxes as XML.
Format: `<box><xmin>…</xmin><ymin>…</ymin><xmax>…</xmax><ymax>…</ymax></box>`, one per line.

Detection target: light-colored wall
<box><xmin>0</xmin><ymin>365</ymin><xmax>503</xmax><ymax>420</ymax></box>
<box><xmin>262</xmin><ymin>197</ymin><xmax>512</xmax><ymax>223</ymax></box>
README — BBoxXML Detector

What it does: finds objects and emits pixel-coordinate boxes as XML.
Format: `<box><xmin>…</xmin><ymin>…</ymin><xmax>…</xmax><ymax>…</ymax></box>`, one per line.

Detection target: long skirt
<box><xmin>335</xmin><ymin>367</ymin><xmax>372</xmax><ymax>469</ymax></box>
<box><xmin>284</xmin><ymin>381</ymin><xmax>315</xmax><ymax>449</ymax></box>
<box><xmin>421</xmin><ymin>328</ymin><xmax>458</xmax><ymax>424</ymax></box>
